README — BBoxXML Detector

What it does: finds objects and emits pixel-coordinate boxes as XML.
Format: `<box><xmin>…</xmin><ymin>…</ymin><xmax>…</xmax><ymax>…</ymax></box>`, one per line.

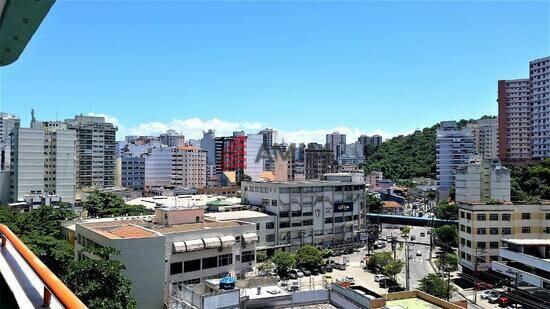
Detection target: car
<box><xmin>420</xmin><ymin>232</ymin><xmax>426</xmax><ymax>237</ymax></box>
<box><xmin>333</xmin><ymin>263</ymin><xmax>346</xmax><ymax>270</ymax></box>
<box><xmin>498</xmin><ymin>296</ymin><xmax>510</xmax><ymax>307</ymax></box>
<box><xmin>388</xmin><ymin>285</ymin><xmax>405</xmax><ymax>293</ymax></box>
<box><xmin>311</xmin><ymin>268</ymin><xmax>320</xmax><ymax>275</ymax></box>
<box><xmin>319</xmin><ymin>266</ymin><xmax>326</xmax><ymax>274</ymax></box>
<box><xmin>487</xmin><ymin>293</ymin><xmax>501</xmax><ymax>304</ymax></box>
<box><xmin>344</xmin><ymin>276</ymin><xmax>354</xmax><ymax>282</ymax></box>
<box><xmin>475</xmin><ymin>281</ymin><xmax>494</xmax><ymax>290</ymax></box>
<box><xmin>374</xmin><ymin>274</ymin><xmax>389</xmax><ymax>282</ymax></box>
<box><xmin>376</xmin><ymin>241</ymin><xmax>387</xmax><ymax>249</ymax></box>
<box><xmin>416</xmin><ymin>250</ymin><xmax>422</xmax><ymax>256</ymax></box>
<box><xmin>301</xmin><ymin>269</ymin><xmax>312</xmax><ymax>277</ymax></box>
<box><xmin>480</xmin><ymin>290</ymin><xmax>498</xmax><ymax>300</ymax></box>
<box><xmin>379</xmin><ymin>278</ymin><xmax>397</xmax><ymax>288</ymax></box>
<box><xmin>287</xmin><ymin>272</ymin><xmax>297</xmax><ymax>279</ymax></box>
<box><xmin>325</xmin><ymin>265</ymin><xmax>333</xmax><ymax>272</ymax></box>
<box><xmin>294</xmin><ymin>269</ymin><xmax>304</xmax><ymax>278</ymax></box>
<box><xmin>505</xmin><ymin>304</ymin><xmax>523</xmax><ymax>309</ymax></box>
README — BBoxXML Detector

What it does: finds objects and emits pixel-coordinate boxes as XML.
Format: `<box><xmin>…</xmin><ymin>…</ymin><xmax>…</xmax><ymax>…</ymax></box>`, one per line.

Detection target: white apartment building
<box><xmin>241</xmin><ymin>178</ymin><xmax>365</xmax><ymax>250</ymax></box>
<box><xmin>74</xmin><ymin>207</ymin><xmax>257</xmax><ymax>309</ymax></box>
<box><xmin>455</xmin><ymin>158</ymin><xmax>510</xmax><ymax>204</ymax></box>
<box><xmin>244</xmin><ymin>134</ymin><xmax>264</xmax><ymax>180</ymax></box>
<box><xmin>172</xmin><ymin>146</ymin><xmax>207</xmax><ymax>188</ymax></box>
<box><xmin>159</xmin><ymin>129</ymin><xmax>185</xmax><ymax>148</ymax></box>
<box><xmin>10</xmin><ymin>127</ymin><xmax>44</xmax><ymax>202</ymax></box>
<box><xmin>530</xmin><ymin>56</ymin><xmax>550</xmax><ymax>159</ymax></box>
<box><xmin>467</xmin><ymin>118</ymin><xmax>498</xmax><ymax>159</ymax></box>
<box><xmin>65</xmin><ymin>115</ymin><xmax>117</xmax><ymax>188</ymax></box>
<box><xmin>436</xmin><ymin>121</ymin><xmax>475</xmax><ymax>199</ymax></box>
<box><xmin>145</xmin><ymin>147</ymin><xmax>173</xmax><ymax>188</ymax></box>
<box><xmin>458</xmin><ymin>201</ymin><xmax>550</xmax><ymax>272</ymax></box>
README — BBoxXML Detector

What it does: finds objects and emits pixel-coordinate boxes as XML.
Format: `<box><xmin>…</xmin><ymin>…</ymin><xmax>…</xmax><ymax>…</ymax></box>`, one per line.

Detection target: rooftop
<box><xmin>243</xmin><ymin>180</ymin><xmax>364</xmax><ymax>186</ymax></box>
<box><xmin>152</xmin><ymin>219</ymin><xmax>241</xmax><ymax>234</ymax></box>
<box><xmin>206</xmin><ymin>210</ymin><xmax>271</xmax><ymax>221</ymax></box>
<box><xmin>383</xmin><ymin>201</ymin><xmax>403</xmax><ymax>208</ymax></box>
<box><xmin>386</xmin><ymin>297</ymin><xmax>441</xmax><ymax>309</ymax></box>
<box><xmin>127</xmin><ymin>195</ymin><xmax>241</xmax><ymax>209</ymax></box>
<box><xmin>503</xmin><ymin>239</ymin><xmax>550</xmax><ymax>246</ymax></box>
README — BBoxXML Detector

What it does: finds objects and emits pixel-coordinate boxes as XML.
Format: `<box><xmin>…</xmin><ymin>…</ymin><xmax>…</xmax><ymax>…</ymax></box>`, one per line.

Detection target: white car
<box><xmin>295</xmin><ymin>269</ymin><xmax>304</xmax><ymax>278</ymax></box>
<box><xmin>374</xmin><ymin>274</ymin><xmax>389</xmax><ymax>282</ymax></box>
<box><xmin>480</xmin><ymin>290</ymin><xmax>497</xmax><ymax>300</ymax></box>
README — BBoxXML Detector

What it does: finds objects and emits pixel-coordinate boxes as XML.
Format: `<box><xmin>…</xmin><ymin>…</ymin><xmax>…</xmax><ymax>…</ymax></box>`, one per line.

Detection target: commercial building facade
<box><xmin>241</xmin><ymin>179</ymin><xmax>365</xmax><ymax>250</ymax></box>
<box><xmin>458</xmin><ymin>202</ymin><xmax>550</xmax><ymax>272</ymax></box>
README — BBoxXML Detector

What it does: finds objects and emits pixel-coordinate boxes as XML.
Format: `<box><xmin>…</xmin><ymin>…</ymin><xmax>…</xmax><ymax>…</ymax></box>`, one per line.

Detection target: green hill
<box><xmin>363</xmin><ymin>125</ymin><xmax>437</xmax><ymax>180</ymax></box>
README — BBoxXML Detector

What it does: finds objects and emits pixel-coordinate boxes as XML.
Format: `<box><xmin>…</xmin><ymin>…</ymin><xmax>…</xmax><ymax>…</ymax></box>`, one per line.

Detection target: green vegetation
<box><xmin>435</xmin><ymin>253</ymin><xmax>458</xmax><ymax>272</ymax></box>
<box><xmin>434</xmin><ymin>201</ymin><xmax>458</xmax><ymax>220</ymax></box>
<box><xmin>295</xmin><ymin>245</ymin><xmax>323</xmax><ymax>269</ymax></box>
<box><xmin>366</xmin><ymin>251</ymin><xmax>404</xmax><ymax>280</ymax></box>
<box><xmin>400</xmin><ymin>226</ymin><xmax>411</xmax><ymax>237</ymax></box>
<box><xmin>83</xmin><ymin>191</ymin><xmax>153</xmax><ymax>217</ymax></box>
<box><xmin>272</xmin><ymin>251</ymin><xmax>296</xmax><ymax>277</ymax></box>
<box><xmin>418</xmin><ymin>273</ymin><xmax>456</xmax><ymax>299</ymax></box>
<box><xmin>510</xmin><ymin>158</ymin><xmax>550</xmax><ymax>203</ymax></box>
<box><xmin>65</xmin><ymin>247</ymin><xmax>137</xmax><ymax>309</ymax></box>
<box><xmin>0</xmin><ymin>205</ymin><xmax>138</xmax><ymax>308</ymax></box>
<box><xmin>366</xmin><ymin>193</ymin><xmax>383</xmax><ymax>213</ymax></box>
<box><xmin>256</xmin><ymin>251</ymin><xmax>269</xmax><ymax>263</ymax></box>
<box><xmin>433</xmin><ymin>225</ymin><xmax>458</xmax><ymax>248</ymax></box>
<box><xmin>363</xmin><ymin>125</ymin><xmax>437</xmax><ymax>180</ymax></box>
<box><xmin>383</xmin><ymin>259</ymin><xmax>404</xmax><ymax>280</ymax></box>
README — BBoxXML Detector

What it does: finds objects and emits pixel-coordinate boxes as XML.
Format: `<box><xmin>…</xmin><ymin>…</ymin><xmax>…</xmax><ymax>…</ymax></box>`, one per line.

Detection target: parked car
<box><xmin>325</xmin><ymin>264</ymin><xmax>333</xmax><ymax>272</ymax></box>
<box><xmin>388</xmin><ymin>285</ymin><xmax>405</xmax><ymax>293</ymax></box>
<box><xmin>488</xmin><ymin>293</ymin><xmax>501</xmax><ymax>304</ymax></box>
<box><xmin>379</xmin><ymin>278</ymin><xmax>397</xmax><ymax>288</ymax></box>
<box><xmin>480</xmin><ymin>290</ymin><xmax>498</xmax><ymax>300</ymax></box>
<box><xmin>333</xmin><ymin>263</ymin><xmax>346</xmax><ymax>270</ymax></box>
<box><xmin>301</xmin><ymin>269</ymin><xmax>312</xmax><ymax>277</ymax></box>
<box><xmin>375</xmin><ymin>241</ymin><xmax>387</xmax><ymax>249</ymax></box>
<box><xmin>311</xmin><ymin>268</ymin><xmax>320</xmax><ymax>276</ymax></box>
<box><xmin>292</xmin><ymin>269</ymin><xmax>304</xmax><ymax>278</ymax></box>
<box><xmin>375</xmin><ymin>274</ymin><xmax>389</xmax><ymax>282</ymax></box>
<box><xmin>319</xmin><ymin>266</ymin><xmax>326</xmax><ymax>274</ymax></box>
<box><xmin>498</xmin><ymin>296</ymin><xmax>510</xmax><ymax>307</ymax></box>
<box><xmin>287</xmin><ymin>272</ymin><xmax>297</xmax><ymax>279</ymax></box>
<box><xmin>475</xmin><ymin>281</ymin><xmax>494</xmax><ymax>290</ymax></box>
<box><xmin>416</xmin><ymin>250</ymin><xmax>422</xmax><ymax>256</ymax></box>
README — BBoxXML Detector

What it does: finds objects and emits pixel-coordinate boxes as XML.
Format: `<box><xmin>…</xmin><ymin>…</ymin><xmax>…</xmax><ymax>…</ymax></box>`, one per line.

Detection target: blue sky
<box><xmin>0</xmin><ymin>0</ymin><xmax>548</xmax><ymax>142</ymax></box>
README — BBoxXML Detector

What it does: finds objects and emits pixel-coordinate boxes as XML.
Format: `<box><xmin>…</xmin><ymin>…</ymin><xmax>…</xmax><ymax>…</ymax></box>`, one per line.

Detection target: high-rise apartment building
<box><xmin>119</xmin><ymin>157</ymin><xmax>145</xmax><ymax>190</ymax></box>
<box><xmin>10</xmin><ymin>127</ymin><xmax>44</xmax><ymax>202</ymax></box>
<box><xmin>498</xmin><ymin>56</ymin><xmax>550</xmax><ymax>162</ymax></box>
<box><xmin>159</xmin><ymin>130</ymin><xmax>185</xmax><ymax>148</ymax></box>
<box><xmin>498</xmin><ymin>79</ymin><xmax>532</xmax><ymax>163</ymax></box>
<box><xmin>172</xmin><ymin>146</ymin><xmax>207</xmax><ymax>188</ymax></box>
<box><xmin>467</xmin><ymin>118</ymin><xmax>499</xmax><ymax>159</ymax></box>
<box><xmin>258</xmin><ymin>128</ymin><xmax>278</xmax><ymax>149</ymax></box>
<box><xmin>436</xmin><ymin>121</ymin><xmax>475</xmax><ymax>199</ymax></box>
<box><xmin>304</xmin><ymin>143</ymin><xmax>335</xmax><ymax>179</ymax></box>
<box><xmin>65</xmin><ymin>115</ymin><xmax>117</xmax><ymax>188</ymax></box>
<box><xmin>530</xmin><ymin>56</ymin><xmax>550</xmax><ymax>159</ymax></box>
<box><xmin>326</xmin><ymin>132</ymin><xmax>346</xmax><ymax>162</ymax></box>
<box><xmin>200</xmin><ymin>129</ymin><xmax>216</xmax><ymax>165</ymax></box>
<box><xmin>144</xmin><ymin>147</ymin><xmax>173</xmax><ymax>188</ymax></box>
<box><xmin>358</xmin><ymin>134</ymin><xmax>383</xmax><ymax>147</ymax></box>
<box><xmin>244</xmin><ymin>134</ymin><xmax>264</xmax><ymax>180</ymax></box>
<box><xmin>0</xmin><ymin>113</ymin><xmax>19</xmax><ymax>171</ymax></box>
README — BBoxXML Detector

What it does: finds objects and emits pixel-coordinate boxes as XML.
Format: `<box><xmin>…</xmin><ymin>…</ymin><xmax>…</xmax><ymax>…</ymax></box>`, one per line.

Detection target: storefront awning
<box><xmin>203</xmin><ymin>237</ymin><xmax>222</xmax><ymax>249</ymax></box>
<box><xmin>173</xmin><ymin>241</ymin><xmax>186</xmax><ymax>253</ymax></box>
<box><xmin>184</xmin><ymin>239</ymin><xmax>204</xmax><ymax>251</ymax></box>
<box><xmin>220</xmin><ymin>235</ymin><xmax>236</xmax><ymax>247</ymax></box>
<box><xmin>242</xmin><ymin>233</ymin><xmax>258</xmax><ymax>244</ymax></box>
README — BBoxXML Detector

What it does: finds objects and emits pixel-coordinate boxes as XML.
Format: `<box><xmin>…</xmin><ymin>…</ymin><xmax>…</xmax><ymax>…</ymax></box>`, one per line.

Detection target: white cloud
<box><xmin>87</xmin><ymin>113</ymin><xmax>412</xmax><ymax>144</ymax></box>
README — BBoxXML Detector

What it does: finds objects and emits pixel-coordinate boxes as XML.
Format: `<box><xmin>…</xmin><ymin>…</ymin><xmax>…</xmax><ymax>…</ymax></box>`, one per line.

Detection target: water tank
<box><xmin>219</xmin><ymin>277</ymin><xmax>236</xmax><ymax>290</ymax></box>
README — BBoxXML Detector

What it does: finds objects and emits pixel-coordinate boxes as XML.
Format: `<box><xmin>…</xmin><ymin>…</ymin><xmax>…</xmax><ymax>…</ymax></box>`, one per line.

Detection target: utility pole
<box><xmin>405</xmin><ymin>242</ymin><xmax>410</xmax><ymax>290</ymax></box>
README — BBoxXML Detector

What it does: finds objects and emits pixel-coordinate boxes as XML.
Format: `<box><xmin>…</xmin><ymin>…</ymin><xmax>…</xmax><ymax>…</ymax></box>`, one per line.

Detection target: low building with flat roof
<box><xmin>206</xmin><ymin>211</ymin><xmax>277</xmax><ymax>250</ymax></box>
<box><xmin>75</xmin><ymin>207</ymin><xmax>258</xmax><ymax>309</ymax></box>
<box><xmin>127</xmin><ymin>194</ymin><xmax>242</xmax><ymax>210</ymax></box>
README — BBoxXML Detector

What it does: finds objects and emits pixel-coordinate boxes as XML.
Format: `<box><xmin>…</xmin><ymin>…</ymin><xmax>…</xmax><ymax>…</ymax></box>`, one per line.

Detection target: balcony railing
<box><xmin>0</xmin><ymin>224</ymin><xmax>87</xmax><ymax>308</ymax></box>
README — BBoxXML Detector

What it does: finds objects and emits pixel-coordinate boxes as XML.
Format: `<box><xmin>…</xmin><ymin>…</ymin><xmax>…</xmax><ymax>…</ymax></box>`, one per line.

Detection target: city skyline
<box><xmin>0</xmin><ymin>1</ymin><xmax>548</xmax><ymax>143</ymax></box>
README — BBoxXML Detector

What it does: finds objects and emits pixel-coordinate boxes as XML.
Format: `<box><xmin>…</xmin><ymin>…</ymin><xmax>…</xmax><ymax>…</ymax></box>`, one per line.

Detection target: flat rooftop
<box><xmin>503</xmin><ymin>239</ymin><xmax>550</xmax><ymax>246</ymax></box>
<box><xmin>386</xmin><ymin>298</ymin><xmax>442</xmax><ymax>309</ymax></box>
<box><xmin>127</xmin><ymin>195</ymin><xmax>241</xmax><ymax>209</ymax></box>
<box><xmin>243</xmin><ymin>180</ymin><xmax>364</xmax><ymax>186</ymax></box>
<box><xmin>205</xmin><ymin>210</ymin><xmax>271</xmax><ymax>221</ymax></box>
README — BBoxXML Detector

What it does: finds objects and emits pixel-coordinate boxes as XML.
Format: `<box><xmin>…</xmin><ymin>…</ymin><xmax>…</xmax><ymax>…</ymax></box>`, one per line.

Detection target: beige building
<box><xmin>467</xmin><ymin>118</ymin><xmax>498</xmax><ymax>159</ymax></box>
<box><xmin>458</xmin><ymin>201</ymin><xmax>550</xmax><ymax>272</ymax></box>
<box><xmin>172</xmin><ymin>146</ymin><xmax>207</xmax><ymax>188</ymax></box>
<box><xmin>455</xmin><ymin>158</ymin><xmax>510</xmax><ymax>204</ymax></box>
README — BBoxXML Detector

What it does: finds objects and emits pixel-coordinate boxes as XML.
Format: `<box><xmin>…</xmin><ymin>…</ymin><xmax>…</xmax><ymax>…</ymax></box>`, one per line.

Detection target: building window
<box><xmin>460</xmin><ymin>225</ymin><xmax>465</xmax><ymax>232</ymax></box>
<box><xmin>460</xmin><ymin>238</ymin><xmax>465</xmax><ymax>246</ymax></box>
<box><xmin>183</xmin><ymin>278</ymin><xmax>200</xmax><ymax>284</ymax></box>
<box><xmin>256</xmin><ymin>223</ymin><xmax>260</xmax><ymax>231</ymax></box>
<box><xmin>266</xmin><ymin>222</ymin><xmax>274</xmax><ymax>229</ymax></box>
<box><xmin>466</xmin><ymin>213</ymin><xmax>471</xmax><ymax>220</ymax></box>
<box><xmin>502</xmin><ymin>228</ymin><xmax>511</xmax><ymax>235</ymax></box>
<box><xmin>466</xmin><ymin>240</ymin><xmax>471</xmax><ymax>248</ymax></box>
<box><xmin>522</xmin><ymin>227</ymin><xmax>531</xmax><ymax>234</ymax></box>
<box><xmin>502</xmin><ymin>214</ymin><xmax>511</xmax><ymax>221</ymax></box>
<box><xmin>325</xmin><ymin>218</ymin><xmax>333</xmax><ymax>224</ymax></box>
<box><xmin>242</xmin><ymin>251</ymin><xmax>255</xmax><ymax>263</ymax></box>
<box><xmin>460</xmin><ymin>211</ymin><xmax>465</xmax><ymax>218</ymax></box>
<box><xmin>477</xmin><ymin>242</ymin><xmax>486</xmax><ymax>249</ymax></box>
<box><xmin>184</xmin><ymin>259</ymin><xmax>201</xmax><ymax>273</ymax></box>
<box><xmin>272</xmin><ymin>200</ymin><xmax>277</xmax><ymax>206</ymax></box>
<box><xmin>522</xmin><ymin>213</ymin><xmax>531</xmax><ymax>220</ymax></box>
<box><xmin>546</xmin><ymin>213</ymin><xmax>550</xmax><ymax>220</ymax></box>
<box><xmin>335</xmin><ymin>217</ymin><xmax>343</xmax><ymax>223</ymax></box>
<box><xmin>303</xmin><ymin>219</ymin><xmax>313</xmax><ymax>226</ymax></box>
<box><xmin>170</xmin><ymin>262</ymin><xmax>183</xmax><ymax>275</ymax></box>
<box><xmin>490</xmin><ymin>228</ymin><xmax>499</xmax><ymax>235</ymax></box>
<box><xmin>477</xmin><ymin>228</ymin><xmax>486</xmax><ymax>235</ymax></box>
<box><xmin>477</xmin><ymin>214</ymin><xmax>486</xmax><ymax>221</ymax></box>
<box><xmin>202</xmin><ymin>256</ymin><xmax>218</xmax><ymax>269</ymax></box>
<box><xmin>490</xmin><ymin>242</ymin><xmax>499</xmax><ymax>249</ymax></box>
<box><xmin>489</xmin><ymin>214</ymin><xmax>498</xmax><ymax>221</ymax></box>
<box><xmin>266</xmin><ymin>234</ymin><xmax>275</xmax><ymax>242</ymax></box>
<box><xmin>218</xmin><ymin>254</ymin><xmax>232</xmax><ymax>266</ymax></box>
<box><xmin>466</xmin><ymin>226</ymin><xmax>471</xmax><ymax>234</ymax></box>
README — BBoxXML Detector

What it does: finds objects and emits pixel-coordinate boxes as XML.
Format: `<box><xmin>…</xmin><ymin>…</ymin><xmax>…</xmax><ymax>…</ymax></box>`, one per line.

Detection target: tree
<box><xmin>366</xmin><ymin>251</ymin><xmax>392</xmax><ymax>271</ymax></box>
<box><xmin>509</xmin><ymin>159</ymin><xmax>550</xmax><ymax>202</ymax></box>
<box><xmin>434</xmin><ymin>201</ymin><xmax>458</xmax><ymax>220</ymax></box>
<box><xmin>64</xmin><ymin>247</ymin><xmax>137</xmax><ymax>309</ymax></box>
<box><xmin>257</xmin><ymin>260</ymin><xmax>274</xmax><ymax>275</ymax></box>
<box><xmin>21</xmin><ymin>233</ymin><xmax>74</xmax><ymax>277</ymax></box>
<box><xmin>400</xmin><ymin>226</ymin><xmax>411</xmax><ymax>238</ymax></box>
<box><xmin>382</xmin><ymin>259</ymin><xmax>404</xmax><ymax>280</ymax></box>
<box><xmin>436</xmin><ymin>253</ymin><xmax>458</xmax><ymax>272</ymax></box>
<box><xmin>366</xmin><ymin>193</ymin><xmax>383</xmax><ymax>213</ymax></box>
<box><xmin>433</xmin><ymin>225</ymin><xmax>458</xmax><ymax>248</ymax></box>
<box><xmin>295</xmin><ymin>245</ymin><xmax>323</xmax><ymax>269</ymax></box>
<box><xmin>256</xmin><ymin>251</ymin><xmax>269</xmax><ymax>263</ymax></box>
<box><xmin>418</xmin><ymin>273</ymin><xmax>456</xmax><ymax>299</ymax></box>
<box><xmin>272</xmin><ymin>251</ymin><xmax>296</xmax><ymax>277</ymax></box>
<box><xmin>83</xmin><ymin>191</ymin><xmax>153</xmax><ymax>217</ymax></box>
